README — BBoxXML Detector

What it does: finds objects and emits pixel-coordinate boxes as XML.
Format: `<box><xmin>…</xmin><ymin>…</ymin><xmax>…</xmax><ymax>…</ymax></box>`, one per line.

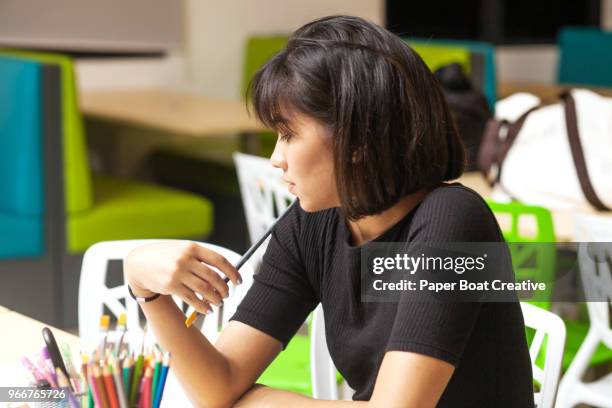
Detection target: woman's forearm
<box><xmin>138</xmin><ymin>296</ymin><xmax>237</xmax><ymax>408</ymax></box>
<box><xmin>235</xmin><ymin>385</ymin><xmax>370</xmax><ymax>408</ymax></box>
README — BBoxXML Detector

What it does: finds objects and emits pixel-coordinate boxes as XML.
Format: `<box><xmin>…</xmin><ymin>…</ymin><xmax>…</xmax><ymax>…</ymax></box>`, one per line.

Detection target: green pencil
<box><xmin>151</xmin><ymin>354</ymin><xmax>162</xmax><ymax>405</ymax></box>
<box><xmin>129</xmin><ymin>354</ymin><xmax>144</xmax><ymax>407</ymax></box>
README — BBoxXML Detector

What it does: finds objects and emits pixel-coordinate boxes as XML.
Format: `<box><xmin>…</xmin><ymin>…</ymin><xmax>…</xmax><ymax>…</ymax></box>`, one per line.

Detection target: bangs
<box><xmin>248</xmin><ymin>52</ymin><xmax>303</xmax><ymax>136</ymax></box>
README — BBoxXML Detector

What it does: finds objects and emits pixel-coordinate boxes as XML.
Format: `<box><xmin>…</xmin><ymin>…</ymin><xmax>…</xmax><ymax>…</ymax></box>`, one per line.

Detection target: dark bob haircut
<box><xmin>249</xmin><ymin>15</ymin><xmax>465</xmax><ymax>219</ymax></box>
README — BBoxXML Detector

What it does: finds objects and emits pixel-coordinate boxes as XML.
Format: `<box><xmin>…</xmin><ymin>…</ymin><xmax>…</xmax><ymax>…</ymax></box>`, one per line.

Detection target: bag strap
<box><xmin>478</xmin><ymin>105</ymin><xmax>541</xmax><ymax>186</ymax></box>
<box><xmin>495</xmin><ymin>105</ymin><xmax>541</xmax><ymax>183</ymax></box>
<box><xmin>560</xmin><ymin>91</ymin><xmax>610</xmax><ymax>211</ymax></box>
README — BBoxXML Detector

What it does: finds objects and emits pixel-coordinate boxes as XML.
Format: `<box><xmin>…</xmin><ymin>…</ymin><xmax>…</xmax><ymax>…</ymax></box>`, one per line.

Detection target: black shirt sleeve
<box><xmin>229</xmin><ymin>203</ymin><xmax>319</xmax><ymax>349</ymax></box>
<box><xmin>385</xmin><ymin>185</ymin><xmax>503</xmax><ymax>366</ymax></box>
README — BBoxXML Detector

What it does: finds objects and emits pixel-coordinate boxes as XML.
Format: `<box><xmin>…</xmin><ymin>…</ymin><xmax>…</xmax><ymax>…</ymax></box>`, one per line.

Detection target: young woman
<box><xmin>125</xmin><ymin>15</ymin><xmax>534</xmax><ymax>408</ymax></box>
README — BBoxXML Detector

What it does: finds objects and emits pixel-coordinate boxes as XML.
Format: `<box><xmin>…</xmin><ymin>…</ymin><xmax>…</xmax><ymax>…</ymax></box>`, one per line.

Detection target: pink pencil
<box><xmin>20</xmin><ymin>356</ymin><xmax>46</xmax><ymax>383</ymax></box>
<box><xmin>88</xmin><ymin>363</ymin><xmax>103</xmax><ymax>408</ymax></box>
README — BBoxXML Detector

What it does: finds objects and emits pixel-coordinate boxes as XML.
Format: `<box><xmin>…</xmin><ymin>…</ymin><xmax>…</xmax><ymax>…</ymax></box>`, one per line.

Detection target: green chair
<box><xmin>407</xmin><ymin>38</ymin><xmax>497</xmax><ymax>112</ymax></box>
<box><xmin>241</xmin><ymin>36</ymin><xmax>288</xmax><ymax>157</ymax></box>
<box><xmin>486</xmin><ymin>199</ymin><xmax>612</xmax><ymax>370</ymax></box>
<box><xmin>486</xmin><ymin>200</ymin><xmax>556</xmax><ymax>310</ymax></box>
<box><xmin>1</xmin><ymin>49</ymin><xmax>214</xmax><ymax>325</ymax></box>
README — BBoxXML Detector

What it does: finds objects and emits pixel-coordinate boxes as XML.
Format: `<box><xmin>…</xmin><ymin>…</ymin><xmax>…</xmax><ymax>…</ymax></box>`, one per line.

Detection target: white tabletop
<box><xmin>0</xmin><ymin>308</ymin><xmax>191</xmax><ymax>407</ymax></box>
<box><xmin>457</xmin><ymin>172</ymin><xmax>612</xmax><ymax>242</ymax></box>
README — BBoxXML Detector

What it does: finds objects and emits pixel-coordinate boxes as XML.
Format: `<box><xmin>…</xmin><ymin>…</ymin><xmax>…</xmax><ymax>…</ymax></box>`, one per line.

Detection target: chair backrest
<box><xmin>574</xmin><ymin>213</ymin><xmax>612</xmax><ymax>348</ymax></box>
<box><xmin>0</xmin><ymin>49</ymin><xmax>93</xmax><ymax>214</ymax></box>
<box><xmin>558</xmin><ymin>27</ymin><xmax>612</xmax><ymax>87</ymax></box>
<box><xmin>0</xmin><ymin>56</ymin><xmax>44</xmax><ymax>218</ymax></box>
<box><xmin>78</xmin><ymin>239</ymin><xmax>255</xmax><ymax>347</ymax></box>
<box><xmin>241</xmin><ymin>36</ymin><xmax>288</xmax><ymax>97</ymax></box>
<box><xmin>241</xmin><ymin>35</ymin><xmax>288</xmax><ymax>157</ymax></box>
<box><xmin>409</xmin><ymin>43</ymin><xmax>472</xmax><ymax>75</ymax></box>
<box><xmin>407</xmin><ymin>38</ymin><xmax>497</xmax><ymax>111</ymax></box>
<box><xmin>310</xmin><ymin>304</ymin><xmax>339</xmax><ymax>400</ymax></box>
<box><xmin>521</xmin><ymin>302</ymin><xmax>566</xmax><ymax>408</ymax></box>
<box><xmin>310</xmin><ymin>302</ymin><xmax>566</xmax><ymax>406</ymax></box>
<box><xmin>233</xmin><ymin>153</ymin><xmax>294</xmax><ymax>245</ymax></box>
<box><xmin>487</xmin><ymin>200</ymin><xmax>557</xmax><ymax>309</ymax></box>
<box><xmin>0</xmin><ymin>55</ymin><xmax>46</xmax><ymax>260</ymax></box>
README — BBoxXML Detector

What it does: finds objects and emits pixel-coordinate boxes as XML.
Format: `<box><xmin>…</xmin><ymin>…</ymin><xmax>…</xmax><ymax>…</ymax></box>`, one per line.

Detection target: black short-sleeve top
<box><xmin>230</xmin><ymin>183</ymin><xmax>535</xmax><ymax>407</ymax></box>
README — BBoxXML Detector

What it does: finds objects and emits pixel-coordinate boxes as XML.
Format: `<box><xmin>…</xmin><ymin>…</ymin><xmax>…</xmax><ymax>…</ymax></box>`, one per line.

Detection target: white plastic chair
<box><xmin>233</xmin><ymin>152</ymin><xmax>294</xmax><ymax>271</ymax></box>
<box><xmin>233</xmin><ymin>152</ymin><xmax>294</xmax><ymax>243</ymax></box>
<box><xmin>310</xmin><ymin>304</ymin><xmax>339</xmax><ymax>400</ymax></box>
<box><xmin>310</xmin><ymin>303</ymin><xmax>566</xmax><ymax>406</ymax></box>
<box><xmin>556</xmin><ymin>214</ymin><xmax>612</xmax><ymax>408</ymax></box>
<box><xmin>521</xmin><ymin>302</ymin><xmax>566</xmax><ymax>408</ymax></box>
<box><xmin>78</xmin><ymin>239</ymin><xmax>255</xmax><ymax>346</ymax></box>
<box><xmin>78</xmin><ymin>239</ymin><xmax>255</xmax><ymax>408</ymax></box>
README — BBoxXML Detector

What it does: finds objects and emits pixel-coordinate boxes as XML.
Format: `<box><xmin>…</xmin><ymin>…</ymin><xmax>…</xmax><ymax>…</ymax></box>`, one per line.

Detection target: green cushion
<box><xmin>67</xmin><ymin>175</ymin><xmax>213</xmax><ymax>253</ymax></box>
<box><xmin>258</xmin><ymin>334</ymin><xmax>311</xmax><ymax>395</ymax></box>
<box><xmin>0</xmin><ymin>49</ymin><xmax>93</xmax><ymax>214</ymax></box>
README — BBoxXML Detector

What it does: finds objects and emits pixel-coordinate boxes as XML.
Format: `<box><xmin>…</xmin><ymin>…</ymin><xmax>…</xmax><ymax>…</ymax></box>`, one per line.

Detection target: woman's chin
<box><xmin>298</xmin><ymin>198</ymin><xmax>337</xmax><ymax>213</ymax></box>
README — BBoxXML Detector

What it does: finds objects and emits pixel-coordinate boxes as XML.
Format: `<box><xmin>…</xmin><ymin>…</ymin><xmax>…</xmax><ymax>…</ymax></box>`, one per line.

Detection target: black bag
<box><xmin>435</xmin><ymin>63</ymin><xmax>492</xmax><ymax>171</ymax></box>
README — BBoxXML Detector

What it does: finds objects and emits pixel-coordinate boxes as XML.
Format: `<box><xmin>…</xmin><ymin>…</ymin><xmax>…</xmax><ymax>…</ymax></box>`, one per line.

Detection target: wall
<box><xmin>76</xmin><ymin>0</ymin><xmax>612</xmax><ymax>92</ymax></box>
<box><xmin>184</xmin><ymin>0</ymin><xmax>384</xmax><ymax>99</ymax></box>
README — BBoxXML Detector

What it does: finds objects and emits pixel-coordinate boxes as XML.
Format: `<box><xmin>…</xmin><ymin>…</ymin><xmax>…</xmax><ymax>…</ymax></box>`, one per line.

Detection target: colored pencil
<box><xmin>102</xmin><ymin>364</ymin><xmax>119</xmax><ymax>408</ymax></box>
<box><xmin>115</xmin><ymin>313</ymin><xmax>128</xmax><ymax>357</ymax></box>
<box><xmin>140</xmin><ymin>366</ymin><xmax>152</xmax><ymax>408</ymax></box>
<box><xmin>56</xmin><ymin>368</ymin><xmax>82</xmax><ymax>408</ymax></box>
<box><xmin>88</xmin><ymin>364</ymin><xmax>103</xmax><ymax>408</ymax></box>
<box><xmin>60</xmin><ymin>343</ymin><xmax>81</xmax><ymax>392</ymax></box>
<box><xmin>152</xmin><ymin>353</ymin><xmax>170</xmax><ymax>408</ymax></box>
<box><xmin>20</xmin><ymin>356</ymin><xmax>45</xmax><ymax>382</ymax></box>
<box><xmin>184</xmin><ymin>200</ymin><xmax>297</xmax><ymax>327</ymax></box>
<box><xmin>37</xmin><ymin>352</ymin><xmax>57</xmax><ymax>387</ymax></box>
<box><xmin>122</xmin><ymin>356</ymin><xmax>132</xmax><ymax>397</ymax></box>
<box><xmin>151</xmin><ymin>354</ymin><xmax>161</xmax><ymax>406</ymax></box>
<box><xmin>99</xmin><ymin>315</ymin><xmax>111</xmax><ymax>356</ymax></box>
<box><xmin>92</xmin><ymin>364</ymin><xmax>110</xmax><ymax>408</ymax></box>
<box><xmin>110</xmin><ymin>357</ymin><xmax>129</xmax><ymax>408</ymax></box>
<box><xmin>129</xmin><ymin>354</ymin><xmax>144</xmax><ymax>407</ymax></box>
<box><xmin>80</xmin><ymin>353</ymin><xmax>94</xmax><ymax>408</ymax></box>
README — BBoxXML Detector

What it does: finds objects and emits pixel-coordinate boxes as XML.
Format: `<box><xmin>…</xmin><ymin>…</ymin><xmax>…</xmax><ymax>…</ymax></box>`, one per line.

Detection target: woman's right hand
<box><xmin>124</xmin><ymin>241</ymin><xmax>243</xmax><ymax>315</ymax></box>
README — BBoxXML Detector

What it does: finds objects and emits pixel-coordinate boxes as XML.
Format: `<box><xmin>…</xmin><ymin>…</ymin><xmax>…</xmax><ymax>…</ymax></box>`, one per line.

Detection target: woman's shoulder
<box><xmin>410</xmin><ymin>182</ymin><xmax>502</xmax><ymax>242</ymax></box>
<box><xmin>421</xmin><ymin>182</ymin><xmax>490</xmax><ymax>212</ymax></box>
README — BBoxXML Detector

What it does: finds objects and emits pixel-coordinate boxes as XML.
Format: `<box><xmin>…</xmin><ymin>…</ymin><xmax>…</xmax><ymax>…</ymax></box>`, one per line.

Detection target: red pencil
<box><xmin>92</xmin><ymin>364</ymin><xmax>110</xmax><ymax>408</ymax></box>
<box><xmin>140</xmin><ymin>366</ymin><xmax>153</xmax><ymax>408</ymax></box>
<box><xmin>102</xmin><ymin>364</ymin><xmax>119</xmax><ymax>408</ymax></box>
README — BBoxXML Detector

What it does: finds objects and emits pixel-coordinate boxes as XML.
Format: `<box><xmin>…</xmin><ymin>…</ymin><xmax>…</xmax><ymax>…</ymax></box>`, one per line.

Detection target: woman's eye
<box><xmin>279</xmin><ymin>133</ymin><xmax>293</xmax><ymax>142</ymax></box>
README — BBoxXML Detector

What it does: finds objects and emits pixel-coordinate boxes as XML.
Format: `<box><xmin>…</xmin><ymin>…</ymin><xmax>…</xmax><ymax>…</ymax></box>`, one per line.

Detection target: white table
<box><xmin>0</xmin><ymin>307</ymin><xmax>190</xmax><ymax>407</ymax></box>
<box><xmin>457</xmin><ymin>172</ymin><xmax>612</xmax><ymax>242</ymax></box>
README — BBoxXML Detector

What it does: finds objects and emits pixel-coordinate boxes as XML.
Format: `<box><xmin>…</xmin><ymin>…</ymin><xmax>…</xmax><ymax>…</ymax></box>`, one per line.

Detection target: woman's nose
<box><xmin>270</xmin><ymin>140</ymin><xmax>287</xmax><ymax>171</ymax></box>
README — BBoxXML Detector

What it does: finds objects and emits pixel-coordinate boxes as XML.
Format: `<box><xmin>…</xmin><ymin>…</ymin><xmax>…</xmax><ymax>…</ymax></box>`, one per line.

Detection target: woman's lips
<box><xmin>288</xmin><ymin>182</ymin><xmax>296</xmax><ymax>194</ymax></box>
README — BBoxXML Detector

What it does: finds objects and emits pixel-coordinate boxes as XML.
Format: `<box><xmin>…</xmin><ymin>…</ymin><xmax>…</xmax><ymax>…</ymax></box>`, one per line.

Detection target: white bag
<box><xmin>477</xmin><ymin>89</ymin><xmax>612</xmax><ymax>211</ymax></box>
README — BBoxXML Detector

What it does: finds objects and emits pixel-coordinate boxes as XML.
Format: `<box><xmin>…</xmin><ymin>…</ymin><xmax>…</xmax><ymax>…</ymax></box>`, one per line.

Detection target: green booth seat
<box><xmin>68</xmin><ymin>175</ymin><xmax>213</xmax><ymax>253</ymax></box>
<box><xmin>0</xmin><ymin>49</ymin><xmax>214</xmax><ymax>326</ymax></box>
<box><xmin>486</xmin><ymin>199</ymin><xmax>612</xmax><ymax>371</ymax></box>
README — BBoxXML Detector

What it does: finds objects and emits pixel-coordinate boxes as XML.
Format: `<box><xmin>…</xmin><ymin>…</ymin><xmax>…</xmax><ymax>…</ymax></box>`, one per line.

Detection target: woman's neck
<box><xmin>346</xmin><ymin>189</ymin><xmax>429</xmax><ymax>246</ymax></box>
